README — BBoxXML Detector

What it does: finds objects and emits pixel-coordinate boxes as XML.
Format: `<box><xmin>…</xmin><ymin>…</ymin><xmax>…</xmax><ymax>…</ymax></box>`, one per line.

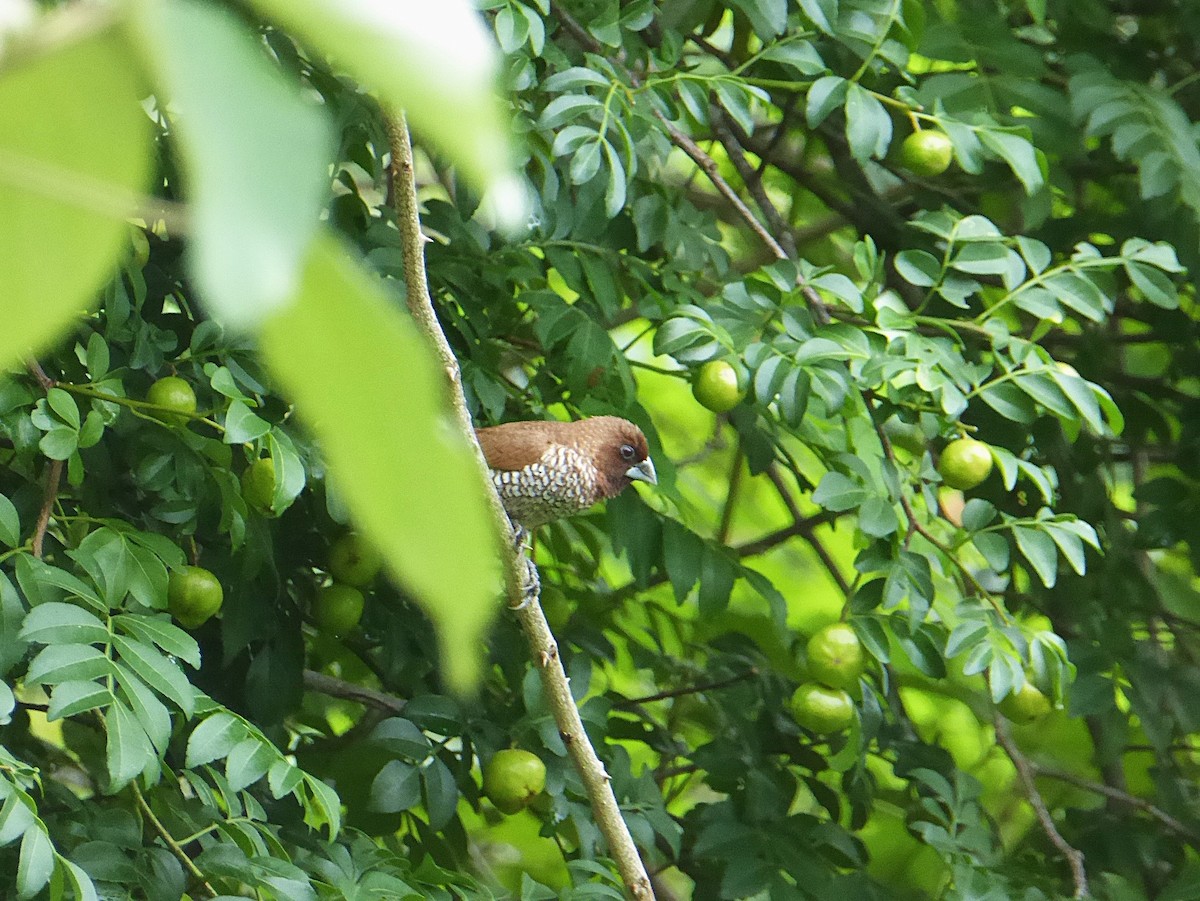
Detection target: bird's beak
<box><xmin>627</xmin><ymin>458</ymin><xmax>657</xmax><ymax>485</ymax></box>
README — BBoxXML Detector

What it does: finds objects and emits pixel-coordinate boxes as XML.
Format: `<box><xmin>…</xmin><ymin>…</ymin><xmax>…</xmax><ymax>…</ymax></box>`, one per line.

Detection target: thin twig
<box><xmin>1032</xmin><ymin>763</ymin><xmax>1200</xmax><ymax>847</ymax></box>
<box><xmin>31</xmin><ymin>460</ymin><xmax>61</xmax><ymax>559</ymax></box>
<box><xmin>387</xmin><ymin>112</ymin><xmax>654</xmax><ymax>901</ymax></box>
<box><xmin>711</xmin><ymin>108</ymin><xmax>796</xmax><ymax>257</ymax></box>
<box><xmin>27</xmin><ymin>359</ymin><xmax>54</xmax><ymax>392</ymax></box>
<box><xmin>715</xmin><ymin>440</ymin><xmax>744</xmax><ymax>545</ymax></box>
<box><xmin>615</xmin><ymin>668</ymin><xmax>758</xmax><ymax>708</ymax></box>
<box><xmin>302</xmin><ymin>670</ymin><xmax>406</xmax><ymax>715</ymax></box>
<box><xmin>29</xmin><ymin>360</ymin><xmax>62</xmax><ymax>559</ymax></box>
<box><xmin>554</xmin><ymin>8</ymin><xmax>829</xmax><ymax>324</ymax></box>
<box><xmin>996</xmin><ymin>719</ymin><xmax>1090</xmax><ymax>898</ymax></box>
<box><xmin>765</xmin><ymin>466</ymin><xmax>850</xmax><ymax>595</ymax></box>
<box><xmin>131</xmin><ymin>781</ymin><xmax>218</xmax><ymax>898</ymax></box>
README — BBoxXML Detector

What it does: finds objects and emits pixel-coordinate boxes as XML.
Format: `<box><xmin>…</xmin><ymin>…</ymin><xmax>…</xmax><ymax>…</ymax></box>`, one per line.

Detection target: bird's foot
<box><xmin>509</xmin><ymin>521</ymin><xmax>530</xmax><ymax>554</ymax></box>
<box><xmin>509</xmin><ymin>555</ymin><xmax>541</xmax><ymax>611</ymax></box>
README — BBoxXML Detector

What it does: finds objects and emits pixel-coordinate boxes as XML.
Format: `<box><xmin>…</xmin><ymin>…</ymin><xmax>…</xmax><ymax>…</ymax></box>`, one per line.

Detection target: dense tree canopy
<box><xmin>2</xmin><ymin>0</ymin><xmax>1200</xmax><ymax>899</ymax></box>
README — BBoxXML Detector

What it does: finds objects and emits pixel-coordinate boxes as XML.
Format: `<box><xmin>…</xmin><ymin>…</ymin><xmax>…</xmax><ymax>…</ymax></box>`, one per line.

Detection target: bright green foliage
<box><xmin>1</xmin><ymin>1</ymin><xmax>1200</xmax><ymax>900</ymax></box>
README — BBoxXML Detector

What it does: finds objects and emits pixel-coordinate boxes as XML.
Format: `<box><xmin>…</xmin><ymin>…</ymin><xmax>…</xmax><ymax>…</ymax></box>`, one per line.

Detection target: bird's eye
<box><xmin>619</xmin><ymin>444</ymin><xmax>636</xmax><ymax>461</ymax></box>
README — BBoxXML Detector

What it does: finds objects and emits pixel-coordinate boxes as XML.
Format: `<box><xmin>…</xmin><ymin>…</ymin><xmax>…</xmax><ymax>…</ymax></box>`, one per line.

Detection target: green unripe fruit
<box><xmin>483</xmin><ymin>749</ymin><xmax>547</xmax><ymax>814</ymax></box>
<box><xmin>168</xmin><ymin>566</ymin><xmax>224</xmax><ymax>629</ymax></box>
<box><xmin>313</xmin><ymin>583</ymin><xmax>365</xmax><ymax>635</ymax></box>
<box><xmin>328</xmin><ymin>534</ymin><xmax>383</xmax><ymax>587</ymax></box>
<box><xmin>938</xmin><ymin>438</ymin><xmax>995</xmax><ymax>490</ymax></box>
<box><xmin>241</xmin><ymin>458</ymin><xmax>276</xmax><ymax>514</ymax></box>
<box><xmin>898</xmin><ymin>130</ymin><xmax>953</xmax><ymax>177</ymax></box>
<box><xmin>806</xmin><ymin>623</ymin><xmax>866</xmax><ymax>690</ymax></box>
<box><xmin>791</xmin><ymin>683</ymin><xmax>855</xmax><ymax>735</ymax></box>
<box><xmin>147</xmin><ymin>377</ymin><xmax>196</xmax><ymax>425</ymax></box>
<box><xmin>997</xmin><ymin>682</ymin><xmax>1052</xmax><ymax>724</ymax></box>
<box><xmin>692</xmin><ymin>360</ymin><xmax>746</xmax><ymax>413</ymax></box>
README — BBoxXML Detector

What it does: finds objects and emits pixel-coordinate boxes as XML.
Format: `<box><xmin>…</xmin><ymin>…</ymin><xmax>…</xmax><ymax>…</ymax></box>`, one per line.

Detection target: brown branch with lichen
<box><xmin>385</xmin><ymin>111</ymin><xmax>654</xmax><ymax>901</ymax></box>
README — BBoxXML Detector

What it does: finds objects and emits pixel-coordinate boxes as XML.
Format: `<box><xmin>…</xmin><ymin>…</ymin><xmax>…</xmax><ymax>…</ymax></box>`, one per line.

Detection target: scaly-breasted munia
<box><xmin>476</xmin><ymin>416</ymin><xmax>657</xmax><ymax>529</ymax></box>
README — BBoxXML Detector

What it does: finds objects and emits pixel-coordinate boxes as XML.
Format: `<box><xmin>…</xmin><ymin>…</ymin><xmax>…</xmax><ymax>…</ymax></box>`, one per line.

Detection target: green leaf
<box><xmin>978</xmin><ymin>129</ymin><xmax>1044</xmax><ymax>194</ymax></box>
<box><xmin>0</xmin><ymin>20</ymin><xmax>151</xmax><ymax>369</ymax></box>
<box><xmin>112</xmin><ymin>635</ymin><xmax>195</xmax><ymax>717</ymax></box>
<box><xmin>302</xmin><ymin>774</ymin><xmax>342</xmax><ymax>840</ymax></box>
<box><xmin>25</xmin><ymin>644</ymin><xmax>112</xmax><ymax>686</ymax></box>
<box><xmin>894</xmin><ymin>250</ymin><xmax>941</xmax><ymax>287</ymax></box>
<box><xmin>1013</xmin><ymin>526</ymin><xmax>1058</xmax><ymax>587</ymax></box>
<box><xmin>39</xmin><ymin>427</ymin><xmax>78</xmax><ymax>461</ymax></box>
<box><xmin>259</xmin><ymin>233</ymin><xmax>501</xmax><ymax>692</ymax></box>
<box><xmin>0</xmin><ymin>493</ymin><xmax>18</xmax><ymax>548</ymax></box>
<box><xmin>105</xmin><ymin>697</ymin><xmax>155</xmax><ymax>792</ymax></box>
<box><xmin>225</xmin><ymin>737</ymin><xmax>277</xmax><ymax>793</ymax></box>
<box><xmin>806</xmin><ymin>75</ymin><xmax>847</xmax><ymax>128</ymax></box>
<box><xmin>115</xmin><ymin>664</ymin><xmax>172</xmax><ymax>755</ymax></box>
<box><xmin>245</xmin><ymin>0</ymin><xmax>519</xmax><ymax>224</ymax></box>
<box><xmin>131</xmin><ymin>0</ymin><xmax>333</xmax><ymax>329</ymax></box>
<box><xmin>369</xmin><ymin>759</ymin><xmax>421</xmax><ymax>813</ymax></box>
<box><xmin>1125</xmin><ymin>261</ymin><xmax>1178</xmax><ymax>309</ymax></box>
<box><xmin>843</xmin><ymin>84</ymin><xmax>892</xmax><ymax>163</ymax></box>
<box><xmin>268</xmin><ymin>759</ymin><xmax>304</xmax><ymax>799</ymax></box>
<box><xmin>812</xmin><ymin>472</ymin><xmax>869</xmax><ymax>512</ymax></box>
<box><xmin>113</xmin><ymin>614</ymin><xmax>201</xmax><ymax>669</ymax></box>
<box><xmin>60</xmin><ymin>859</ymin><xmax>99</xmax><ymax>901</ymax></box>
<box><xmin>223</xmin><ymin>400</ymin><xmax>272</xmax><ymax>444</ymax></box>
<box><xmin>16</xmin><ymin>824</ymin><xmax>54</xmax><ymax>898</ymax></box>
<box><xmin>186</xmin><ymin>711</ymin><xmax>249</xmax><ymax>768</ymax></box>
<box><xmin>858</xmin><ymin>497</ymin><xmax>899</xmax><ymax>538</ymax></box>
<box><xmin>0</xmin><ymin>789</ymin><xmax>36</xmax><ymax>846</ymax></box>
<box><xmin>19</xmin><ymin>602</ymin><xmax>108</xmax><ymax>646</ymax></box>
<box><xmin>421</xmin><ymin>756</ymin><xmax>458</xmax><ymax>830</ymax></box>
<box><xmin>47</xmin><ymin>680</ymin><xmax>113</xmax><ymax>721</ymax></box>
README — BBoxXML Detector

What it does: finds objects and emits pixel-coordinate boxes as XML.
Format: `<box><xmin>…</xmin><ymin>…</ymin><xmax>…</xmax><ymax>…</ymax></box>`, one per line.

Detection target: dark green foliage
<box><xmin>3</xmin><ymin>1</ymin><xmax>1200</xmax><ymax>899</ymax></box>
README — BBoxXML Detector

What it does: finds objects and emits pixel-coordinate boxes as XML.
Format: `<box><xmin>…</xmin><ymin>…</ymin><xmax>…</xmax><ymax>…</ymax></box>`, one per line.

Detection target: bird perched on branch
<box><xmin>476</xmin><ymin>416</ymin><xmax>657</xmax><ymax>530</ymax></box>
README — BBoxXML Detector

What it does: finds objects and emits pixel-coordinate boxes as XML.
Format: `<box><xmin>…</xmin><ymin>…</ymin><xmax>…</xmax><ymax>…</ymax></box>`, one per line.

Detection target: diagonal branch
<box><xmin>386</xmin><ymin>111</ymin><xmax>655</xmax><ymax>901</ymax></box>
<box><xmin>996</xmin><ymin>719</ymin><xmax>1090</xmax><ymax>898</ymax></box>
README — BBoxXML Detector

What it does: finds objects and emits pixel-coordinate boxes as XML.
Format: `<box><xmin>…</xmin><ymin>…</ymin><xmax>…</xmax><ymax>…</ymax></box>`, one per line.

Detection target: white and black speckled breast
<box><xmin>491</xmin><ymin>444</ymin><xmax>600</xmax><ymax>528</ymax></box>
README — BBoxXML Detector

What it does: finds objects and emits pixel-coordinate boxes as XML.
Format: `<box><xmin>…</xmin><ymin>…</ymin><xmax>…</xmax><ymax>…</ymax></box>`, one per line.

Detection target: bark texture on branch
<box><xmin>386</xmin><ymin>111</ymin><xmax>655</xmax><ymax>901</ymax></box>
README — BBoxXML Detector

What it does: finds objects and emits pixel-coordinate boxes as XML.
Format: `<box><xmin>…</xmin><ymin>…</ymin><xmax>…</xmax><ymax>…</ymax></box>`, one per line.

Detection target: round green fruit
<box><xmin>938</xmin><ymin>438</ymin><xmax>994</xmax><ymax>490</ymax></box>
<box><xmin>147</xmin><ymin>376</ymin><xmax>196</xmax><ymax>425</ymax></box>
<box><xmin>168</xmin><ymin>566</ymin><xmax>224</xmax><ymax>629</ymax></box>
<box><xmin>483</xmin><ymin>749</ymin><xmax>547</xmax><ymax>815</ymax></box>
<box><xmin>692</xmin><ymin>360</ymin><xmax>745</xmax><ymax>413</ymax></box>
<box><xmin>328</xmin><ymin>534</ymin><xmax>383</xmax><ymax>587</ymax></box>
<box><xmin>313</xmin><ymin>583</ymin><xmax>365</xmax><ymax>635</ymax></box>
<box><xmin>997</xmin><ymin>682</ymin><xmax>1052</xmax><ymax>724</ymax></box>
<box><xmin>791</xmin><ymin>682</ymin><xmax>855</xmax><ymax>735</ymax></box>
<box><xmin>806</xmin><ymin>622</ymin><xmax>866</xmax><ymax>690</ymax></box>
<box><xmin>241</xmin><ymin>458</ymin><xmax>276</xmax><ymax>514</ymax></box>
<box><xmin>898</xmin><ymin>130</ymin><xmax>953</xmax><ymax>177</ymax></box>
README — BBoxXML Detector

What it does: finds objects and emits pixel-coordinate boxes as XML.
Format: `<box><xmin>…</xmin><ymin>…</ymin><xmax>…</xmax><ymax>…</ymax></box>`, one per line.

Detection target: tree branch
<box><xmin>1032</xmin><ymin>763</ymin><xmax>1200</xmax><ymax>847</ymax></box>
<box><xmin>996</xmin><ymin>719</ymin><xmax>1090</xmax><ymax>898</ymax></box>
<box><xmin>387</xmin><ymin>112</ymin><xmax>654</xmax><ymax>901</ymax></box>
<box><xmin>28</xmin><ymin>359</ymin><xmax>61</xmax><ymax>559</ymax></box>
<box><xmin>302</xmin><ymin>670</ymin><xmax>407</xmax><ymax>715</ymax></box>
<box><xmin>131</xmin><ymin>781</ymin><xmax>218</xmax><ymax>899</ymax></box>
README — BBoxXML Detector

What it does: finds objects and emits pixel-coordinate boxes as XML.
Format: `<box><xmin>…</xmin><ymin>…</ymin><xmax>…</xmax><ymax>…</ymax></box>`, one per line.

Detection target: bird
<box><xmin>476</xmin><ymin>416</ymin><xmax>657</xmax><ymax>530</ymax></box>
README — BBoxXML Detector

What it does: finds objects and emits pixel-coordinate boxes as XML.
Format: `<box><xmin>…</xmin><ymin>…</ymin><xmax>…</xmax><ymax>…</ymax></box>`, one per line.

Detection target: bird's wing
<box><xmin>476</xmin><ymin>424</ymin><xmax>556</xmax><ymax>472</ymax></box>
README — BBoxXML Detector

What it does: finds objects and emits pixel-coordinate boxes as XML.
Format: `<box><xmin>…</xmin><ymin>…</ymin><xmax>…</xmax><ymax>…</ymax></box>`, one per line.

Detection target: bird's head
<box><xmin>582</xmin><ymin>416</ymin><xmax>657</xmax><ymax>498</ymax></box>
